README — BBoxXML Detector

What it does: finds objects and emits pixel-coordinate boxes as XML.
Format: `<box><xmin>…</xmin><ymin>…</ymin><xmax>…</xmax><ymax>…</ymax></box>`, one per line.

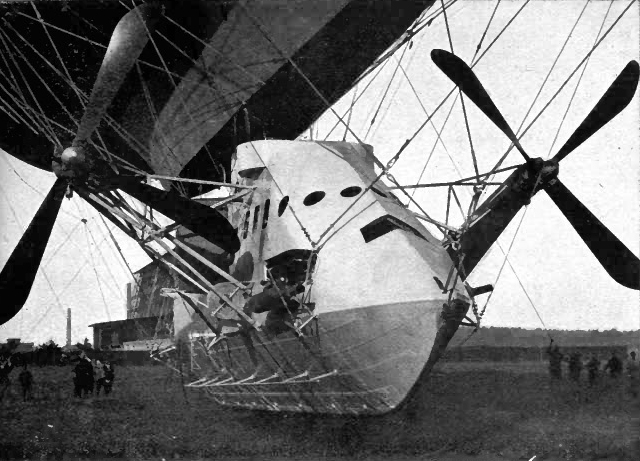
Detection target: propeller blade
<box><xmin>431</xmin><ymin>49</ymin><xmax>530</xmax><ymax>160</ymax></box>
<box><xmin>545</xmin><ymin>179</ymin><xmax>639</xmax><ymax>290</ymax></box>
<box><xmin>0</xmin><ymin>178</ymin><xmax>67</xmax><ymax>325</ymax></box>
<box><xmin>74</xmin><ymin>4</ymin><xmax>161</xmax><ymax>145</ymax></box>
<box><xmin>553</xmin><ymin>61</ymin><xmax>639</xmax><ymax>163</ymax></box>
<box><xmin>116</xmin><ymin>178</ymin><xmax>240</xmax><ymax>254</ymax></box>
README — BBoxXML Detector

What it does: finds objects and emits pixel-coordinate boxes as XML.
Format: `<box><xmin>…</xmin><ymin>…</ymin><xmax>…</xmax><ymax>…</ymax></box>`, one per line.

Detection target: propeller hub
<box><xmin>513</xmin><ymin>157</ymin><xmax>559</xmax><ymax>196</ymax></box>
<box><xmin>60</xmin><ymin>146</ymin><xmax>86</xmax><ymax>166</ymax></box>
<box><xmin>52</xmin><ymin>144</ymin><xmax>90</xmax><ymax>181</ymax></box>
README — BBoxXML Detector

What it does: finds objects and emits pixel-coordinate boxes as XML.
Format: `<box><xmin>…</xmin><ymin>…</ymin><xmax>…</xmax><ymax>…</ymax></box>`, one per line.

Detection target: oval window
<box><xmin>303</xmin><ymin>191</ymin><xmax>325</xmax><ymax>206</ymax></box>
<box><xmin>340</xmin><ymin>186</ymin><xmax>362</xmax><ymax>197</ymax></box>
<box><xmin>278</xmin><ymin>196</ymin><xmax>289</xmax><ymax>217</ymax></box>
<box><xmin>242</xmin><ymin>210</ymin><xmax>250</xmax><ymax>239</ymax></box>
<box><xmin>252</xmin><ymin>205</ymin><xmax>260</xmax><ymax>232</ymax></box>
<box><xmin>262</xmin><ymin>199</ymin><xmax>270</xmax><ymax>228</ymax></box>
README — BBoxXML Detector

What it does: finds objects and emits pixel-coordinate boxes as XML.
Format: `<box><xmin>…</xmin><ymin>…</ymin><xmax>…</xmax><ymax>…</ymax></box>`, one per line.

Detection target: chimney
<box><xmin>66</xmin><ymin>308</ymin><xmax>71</xmax><ymax>348</ymax></box>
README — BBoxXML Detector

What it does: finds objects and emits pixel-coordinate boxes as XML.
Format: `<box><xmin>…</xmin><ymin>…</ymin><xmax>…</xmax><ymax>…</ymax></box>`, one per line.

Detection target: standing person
<box><xmin>626</xmin><ymin>351</ymin><xmax>639</xmax><ymax>398</ymax></box>
<box><xmin>72</xmin><ymin>361</ymin><xmax>83</xmax><ymax>397</ymax></box>
<box><xmin>84</xmin><ymin>357</ymin><xmax>95</xmax><ymax>396</ymax></box>
<box><xmin>586</xmin><ymin>355</ymin><xmax>600</xmax><ymax>386</ymax></box>
<box><xmin>103</xmin><ymin>361</ymin><xmax>115</xmax><ymax>396</ymax></box>
<box><xmin>0</xmin><ymin>356</ymin><xmax>13</xmax><ymax>402</ymax></box>
<box><xmin>94</xmin><ymin>360</ymin><xmax>105</xmax><ymax>396</ymax></box>
<box><xmin>546</xmin><ymin>339</ymin><xmax>564</xmax><ymax>380</ymax></box>
<box><xmin>568</xmin><ymin>351</ymin><xmax>583</xmax><ymax>382</ymax></box>
<box><xmin>73</xmin><ymin>355</ymin><xmax>94</xmax><ymax>397</ymax></box>
<box><xmin>18</xmin><ymin>364</ymin><xmax>33</xmax><ymax>402</ymax></box>
<box><xmin>604</xmin><ymin>351</ymin><xmax>623</xmax><ymax>379</ymax></box>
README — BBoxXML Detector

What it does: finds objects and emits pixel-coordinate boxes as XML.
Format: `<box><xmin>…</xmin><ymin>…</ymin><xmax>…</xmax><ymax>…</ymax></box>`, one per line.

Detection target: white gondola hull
<box><xmin>184</xmin><ymin>299</ymin><xmax>457</xmax><ymax>415</ymax></box>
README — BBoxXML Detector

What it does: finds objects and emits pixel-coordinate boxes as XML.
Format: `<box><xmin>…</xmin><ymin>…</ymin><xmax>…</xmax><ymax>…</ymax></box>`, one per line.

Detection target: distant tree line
<box><xmin>441</xmin><ymin>345</ymin><xmax>629</xmax><ymax>362</ymax></box>
<box><xmin>451</xmin><ymin>327</ymin><xmax>639</xmax><ymax>348</ymax></box>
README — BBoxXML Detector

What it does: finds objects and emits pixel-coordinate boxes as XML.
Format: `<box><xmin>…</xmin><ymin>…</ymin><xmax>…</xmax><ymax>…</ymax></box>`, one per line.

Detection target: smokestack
<box><xmin>66</xmin><ymin>308</ymin><xmax>71</xmax><ymax>348</ymax></box>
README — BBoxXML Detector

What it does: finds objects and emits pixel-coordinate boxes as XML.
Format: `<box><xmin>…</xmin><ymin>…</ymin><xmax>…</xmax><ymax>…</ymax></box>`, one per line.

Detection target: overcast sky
<box><xmin>1</xmin><ymin>0</ymin><xmax>638</xmax><ymax>346</ymax></box>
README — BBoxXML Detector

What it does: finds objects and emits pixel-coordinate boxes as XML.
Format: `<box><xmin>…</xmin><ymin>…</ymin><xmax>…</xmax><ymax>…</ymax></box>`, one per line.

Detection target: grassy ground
<box><xmin>0</xmin><ymin>362</ymin><xmax>638</xmax><ymax>460</ymax></box>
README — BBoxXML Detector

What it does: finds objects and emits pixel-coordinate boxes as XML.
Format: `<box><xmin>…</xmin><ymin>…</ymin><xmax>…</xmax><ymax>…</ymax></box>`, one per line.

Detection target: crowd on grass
<box><xmin>0</xmin><ymin>351</ymin><xmax>115</xmax><ymax>403</ymax></box>
<box><xmin>546</xmin><ymin>340</ymin><xmax>639</xmax><ymax>396</ymax></box>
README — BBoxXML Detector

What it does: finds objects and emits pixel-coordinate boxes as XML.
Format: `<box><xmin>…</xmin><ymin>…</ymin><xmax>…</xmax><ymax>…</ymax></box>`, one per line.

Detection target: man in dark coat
<box><xmin>604</xmin><ymin>351</ymin><xmax>623</xmax><ymax>379</ymax></box>
<box><xmin>18</xmin><ymin>364</ymin><xmax>33</xmax><ymax>402</ymax></box>
<box><xmin>568</xmin><ymin>351</ymin><xmax>583</xmax><ymax>382</ymax></box>
<box><xmin>103</xmin><ymin>361</ymin><xmax>115</xmax><ymax>395</ymax></box>
<box><xmin>73</xmin><ymin>355</ymin><xmax>94</xmax><ymax>397</ymax></box>
<box><xmin>586</xmin><ymin>355</ymin><xmax>600</xmax><ymax>386</ymax></box>
<box><xmin>546</xmin><ymin>340</ymin><xmax>563</xmax><ymax>379</ymax></box>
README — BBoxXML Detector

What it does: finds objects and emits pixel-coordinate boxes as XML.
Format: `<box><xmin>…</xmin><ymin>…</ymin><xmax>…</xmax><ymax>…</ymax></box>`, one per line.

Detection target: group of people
<box><xmin>72</xmin><ymin>352</ymin><xmax>115</xmax><ymax>398</ymax></box>
<box><xmin>547</xmin><ymin>340</ymin><xmax>639</xmax><ymax>396</ymax></box>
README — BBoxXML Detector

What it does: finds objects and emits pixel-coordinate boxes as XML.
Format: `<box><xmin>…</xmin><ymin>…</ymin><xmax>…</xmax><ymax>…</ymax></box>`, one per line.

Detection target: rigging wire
<box><xmin>394</xmin><ymin>54</ymin><xmax>450</xmax><ymax>159</ymax></box>
<box><xmin>1</xmin><ymin>20</ymin><xmax>152</xmax><ymax>175</ymax></box>
<box><xmin>0</xmin><ymin>29</ymin><xmax>59</xmax><ymax>148</ymax></box>
<box><xmin>394</xmin><ymin>0</ymin><xmax>532</xmax><ymax>175</ymax></box>
<box><xmin>0</xmin><ymin>32</ymin><xmax>58</xmax><ymax>145</ymax></box>
<box><xmin>6</xmin><ymin>15</ymin><xmax>159</xmax><ymax>172</ymax></box>
<box><xmin>82</xmin><ymin>218</ymin><xmax>113</xmax><ymax>323</ymax></box>
<box><xmin>0</xmin><ymin>49</ymin><xmax>41</xmax><ymax>134</ymax></box>
<box><xmin>0</xmin><ymin>155</ymin><xmax>84</xmax><ymax>222</ymax></box>
<box><xmin>14</xmin><ymin>10</ymin><xmax>203</xmax><ymax>85</ymax></box>
<box><xmin>323</xmin><ymin>58</ymin><xmax>391</xmax><ymax>141</ymax></box>
<box><xmin>408</xmin><ymin>0</ymin><xmax>531</xmax><ymax>206</ymax></box>
<box><xmin>475</xmin><ymin>0</ymin><xmax>610</xmax><ymax>337</ymax></box>
<box><xmin>236</xmin><ymin>2</ymin><xmax>369</xmax><ymax>148</ymax></box>
<box><xmin>122</xmin><ymin>0</ymin><xmax>193</xmax><ymax>196</ymax></box>
<box><xmin>31</xmin><ymin>2</ymin><xmax>85</xmax><ymax>112</ymax></box>
<box><xmin>313</xmin><ymin>0</ymin><xmax>531</xmax><ymax>246</ymax></box>
<box><xmin>0</xmin><ymin>26</ymin><xmax>79</xmax><ymax>132</ymax></box>
<box><xmin>82</xmin><ymin>213</ymin><xmax>127</xmax><ymax>300</ymax></box>
<box><xmin>352</xmin><ymin>0</ymin><xmax>459</xmax><ymax>90</ymax></box>
<box><xmin>480</xmin><ymin>0</ymin><xmax>634</xmax><ymax>186</ymax></box>
<box><xmin>363</xmin><ymin>42</ymin><xmax>411</xmax><ymax>141</ymax></box>
<box><xmin>367</xmin><ymin>46</ymin><xmax>423</xmax><ymax>142</ymax></box>
<box><xmin>342</xmin><ymin>84</ymin><xmax>358</xmax><ymax>141</ymax></box>
<box><xmin>546</xmin><ymin>0</ymin><xmax>613</xmax><ymax>158</ymax></box>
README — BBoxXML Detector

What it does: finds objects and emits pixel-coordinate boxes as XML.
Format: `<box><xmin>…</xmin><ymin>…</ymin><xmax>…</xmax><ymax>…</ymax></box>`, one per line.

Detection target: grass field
<box><xmin>1</xmin><ymin>361</ymin><xmax>638</xmax><ymax>460</ymax></box>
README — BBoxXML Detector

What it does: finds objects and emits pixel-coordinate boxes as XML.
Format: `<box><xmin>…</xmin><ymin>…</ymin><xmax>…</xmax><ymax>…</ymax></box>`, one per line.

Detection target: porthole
<box><xmin>242</xmin><ymin>210</ymin><xmax>250</xmax><ymax>239</ymax></box>
<box><xmin>252</xmin><ymin>205</ymin><xmax>260</xmax><ymax>232</ymax></box>
<box><xmin>340</xmin><ymin>186</ymin><xmax>362</xmax><ymax>197</ymax></box>
<box><xmin>262</xmin><ymin>199</ymin><xmax>270</xmax><ymax>228</ymax></box>
<box><xmin>278</xmin><ymin>196</ymin><xmax>289</xmax><ymax>216</ymax></box>
<box><xmin>303</xmin><ymin>191</ymin><xmax>325</xmax><ymax>206</ymax></box>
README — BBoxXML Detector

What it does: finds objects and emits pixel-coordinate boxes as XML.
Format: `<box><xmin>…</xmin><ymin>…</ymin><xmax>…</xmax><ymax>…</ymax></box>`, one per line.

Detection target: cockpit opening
<box><xmin>360</xmin><ymin>214</ymin><xmax>427</xmax><ymax>243</ymax></box>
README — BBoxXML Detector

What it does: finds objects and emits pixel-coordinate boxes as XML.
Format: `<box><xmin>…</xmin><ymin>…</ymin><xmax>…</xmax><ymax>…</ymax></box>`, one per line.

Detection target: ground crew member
<box><xmin>0</xmin><ymin>356</ymin><xmax>13</xmax><ymax>401</ymax></box>
<box><xmin>18</xmin><ymin>364</ymin><xmax>33</xmax><ymax>402</ymax></box>
<box><xmin>546</xmin><ymin>339</ymin><xmax>563</xmax><ymax>379</ymax></box>
<box><xmin>94</xmin><ymin>360</ymin><xmax>105</xmax><ymax>396</ymax></box>
<box><xmin>626</xmin><ymin>351</ymin><xmax>639</xmax><ymax>398</ymax></box>
<box><xmin>604</xmin><ymin>351</ymin><xmax>623</xmax><ymax>379</ymax></box>
<box><xmin>103</xmin><ymin>361</ymin><xmax>115</xmax><ymax>395</ymax></box>
<box><xmin>568</xmin><ymin>351</ymin><xmax>583</xmax><ymax>382</ymax></box>
<box><xmin>586</xmin><ymin>355</ymin><xmax>600</xmax><ymax>386</ymax></box>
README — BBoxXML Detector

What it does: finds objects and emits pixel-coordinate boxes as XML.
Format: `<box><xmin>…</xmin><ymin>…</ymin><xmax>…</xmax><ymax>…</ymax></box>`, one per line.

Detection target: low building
<box><xmin>122</xmin><ymin>338</ymin><xmax>174</xmax><ymax>351</ymax></box>
<box><xmin>90</xmin><ymin>317</ymin><xmax>171</xmax><ymax>350</ymax></box>
<box><xmin>0</xmin><ymin>338</ymin><xmax>34</xmax><ymax>354</ymax></box>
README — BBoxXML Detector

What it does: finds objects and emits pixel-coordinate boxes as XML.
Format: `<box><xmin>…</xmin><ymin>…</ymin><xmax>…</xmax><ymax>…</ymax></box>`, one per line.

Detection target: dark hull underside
<box><xmin>183</xmin><ymin>300</ymin><xmax>463</xmax><ymax>415</ymax></box>
<box><xmin>0</xmin><ymin>0</ymin><xmax>434</xmax><ymax>196</ymax></box>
